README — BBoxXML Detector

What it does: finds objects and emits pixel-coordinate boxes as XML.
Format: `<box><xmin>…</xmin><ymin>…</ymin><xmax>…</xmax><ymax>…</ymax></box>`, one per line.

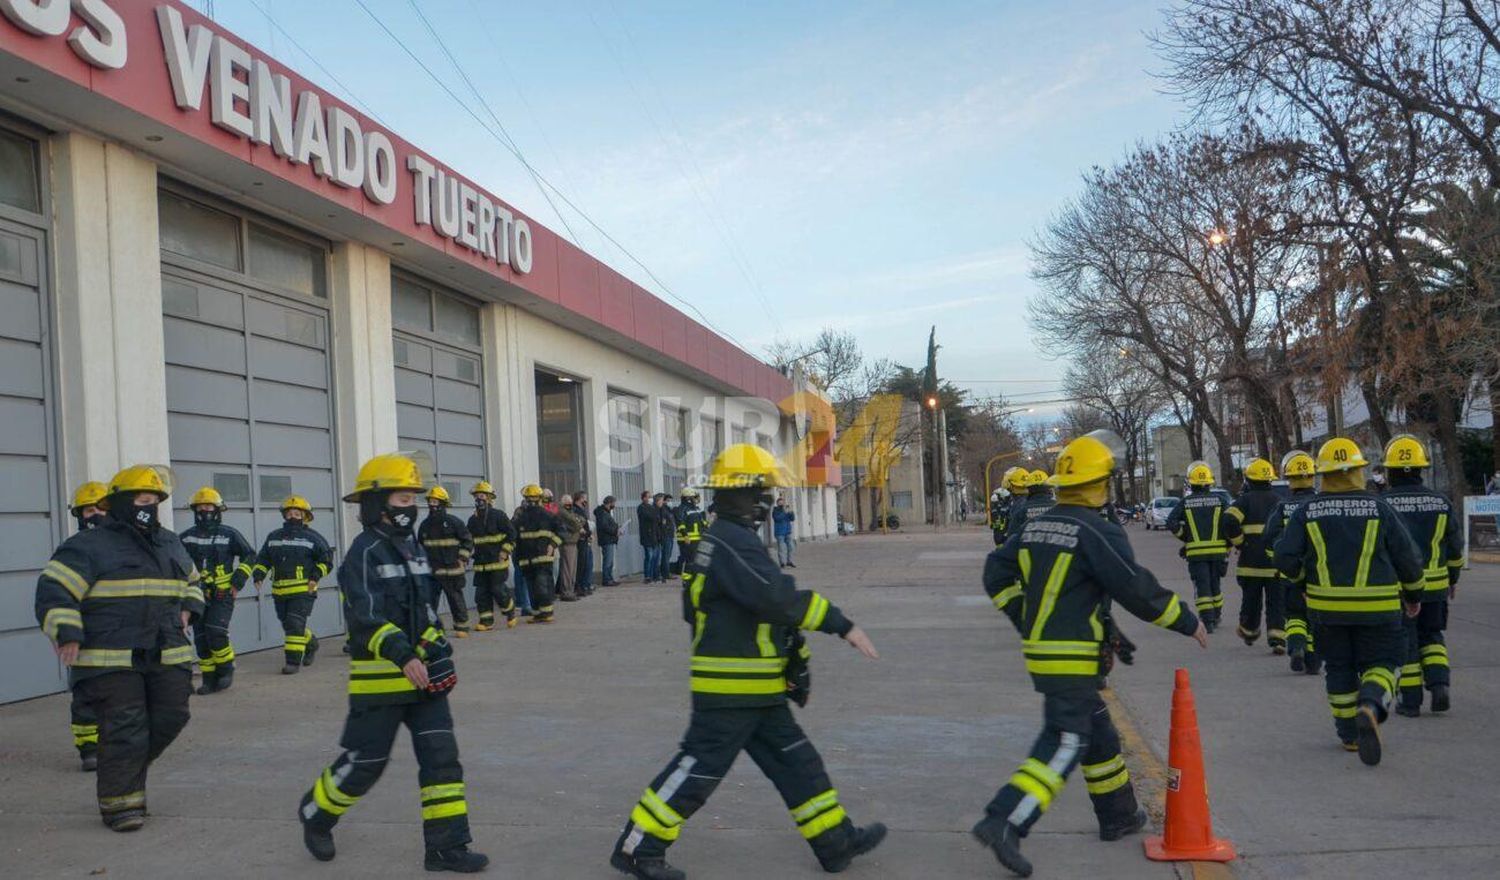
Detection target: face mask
<box><xmin>131</xmin><ymin>502</ymin><xmax>160</xmax><ymax>531</ymax></box>
<box><xmin>284</xmin><ymin>517</ymin><xmax>303</xmax><ymax>528</ymax></box>
<box><xmin>750</xmin><ymin>493</ymin><xmax>775</xmax><ymax>525</ymax></box>
<box><xmin>387</xmin><ymin>502</ymin><xmax>419</xmax><ymax>534</ymax></box>
<box><xmin>195</xmin><ymin>509</ymin><xmax>221</xmax><ymax>528</ymax></box>
<box><xmin>428</xmin><ymin>503</ymin><xmax>442</xmax><ymax>514</ymax></box>
<box><xmin>474</xmin><ymin>498</ymin><xmax>489</xmax><ymax>509</ymax></box>
<box><xmin>76</xmin><ymin>512</ymin><xmax>106</xmax><ymax>531</ymax></box>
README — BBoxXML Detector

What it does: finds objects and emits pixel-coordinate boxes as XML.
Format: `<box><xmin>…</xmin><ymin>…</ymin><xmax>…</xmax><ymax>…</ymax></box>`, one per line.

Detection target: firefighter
<box><xmin>514</xmin><ymin>484</ymin><xmax>563</xmax><ymax>623</ymax></box>
<box><xmin>992</xmin><ymin>467</ymin><xmax>1029</xmax><ymax>544</ymax></box>
<box><xmin>1263</xmin><ymin>451</ymin><xmax>1321</xmax><ymax>675</ymax></box>
<box><xmin>467</xmin><ymin>481</ymin><xmax>517</xmax><ymax>631</ymax></box>
<box><xmin>610</xmin><ymin>444</ymin><xmax>885</xmax><ymax>880</ymax></box>
<box><xmin>35</xmin><ymin>465</ymin><xmax>202</xmax><ymax>831</ymax></box>
<box><xmin>674</xmin><ymin>488</ymin><xmax>708</xmax><ymax>580</ymax></box>
<box><xmin>1380</xmin><ymin>435</ymin><xmax>1464</xmax><ymax>716</ymax></box>
<box><xmin>1004</xmin><ymin>469</ymin><xmax>1055</xmax><ymax>542</ymax></box>
<box><xmin>1272</xmin><ymin>437</ymin><xmax>1424</xmax><ymax>765</ymax></box>
<box><xmin>62</xmin><ymin>481</ymin><xmax>109</xmax><ymax>771</ymax></box>
<box><xmin>989</xmin><ymin>490</ymin><xmax>1007</xmax><ymax>545</ymax></box>
<box><xmin>1165</xmin><ymin>462</ymin><xmax>1240</xmax><ymax>632</ymax></box>
<box><xmin>180</xmin><ymin>486</ymin><xmax>256</xmax><ymax>694</ymax></box>
<box><xmin>253</xmin><ymin>496</ymin><xmax>333</xmax><ymax>675</ymax></box>
<box><xmin>976</xmin><ymin>431</ymin><xmax>1206</xmax><ymax>877</ymax></box>
<box><xmin>1227</xmin><ymin>458</ymin><xmax>1285</xmax><ymax>652</ymax></box>
<box><xmin>297</xmin><ymin>453</ymin><xmax>487</xmax><ymax>872</ymax></box>
<box><xmin>421</xmin><ymin>487</ymin><xmax>475</xmax><ymax>636</ymax></box>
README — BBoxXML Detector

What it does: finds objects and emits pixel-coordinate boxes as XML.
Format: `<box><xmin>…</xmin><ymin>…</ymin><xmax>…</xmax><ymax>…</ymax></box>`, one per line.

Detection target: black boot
<box><xmin>1289</xmin><ymin>649</ymin><xmax>1305</xmax><ymax>673</ymax></box>
<box><xmin>79</xmin><ymin>751</ymin><xmax>98</xmax><ymax>772</ymax></box>
<box><xmin>609</xmin><ymin>851</ymin><xmax>685</xmax><ymax>880</ymax></box>
<box><xmin>196</xmin><ymin>671</ymin><xmax>218</xmax><ymax>695</ymax></box>
<box><xmin>216</xmin><ymin>667</ymin><xmax>234</xmax><ymax>692</ymax></box>
<box><xmin>973</xmin><ymin>819</ymin><xmax>1032</xmax><ymax>878</ymax></box>
<box><xmin>282</xmin><ymin>663</ymin><xmax>301</xmax><ymax>675</ymax></box>
<box><xmin>303</xmin><ymin>823</ymin><xmax>335</xmax><ymax>861</ymax></box>
<box><xmin>1394</xmin><ymin>701</ymin><xmax>1420</xmax><ymax>718</ymax></box>
<box><xmin>817</xmin><ymin>822</ymin><xmax>888</xmax><ymax>873</ymax></box>
<box><xmin>1355</xmin><ymin>704</ymin><xmax>1382</xmax><ymax>767</ymax></box>
<box><xmin>1305</xmin><ymin>652</ymin><xmax>1322</xmax><ymax>675</ymax></box>
<box><xmin>303</xmin><ymin>634</ymin><xmax>320</xmax><ymax>667</ymax></box>
<box><xmin>425</xmin><ymin>846</ymin><xmax>489</xmax><ymax>873</ymax></box>
<box><xmin>1430</xmin><ymin>684</ymin><xmax>1450</xmax><ymax>713</ymax></box>
<box><xmin>1099</xmin><ymin>808</ymin><xmax>1149</xmax><ymax>842</ymax></box>
<box><xmin>104</xmin><ymin>809</ymin><xmax>146</xmax><ymax>832</ymax></box>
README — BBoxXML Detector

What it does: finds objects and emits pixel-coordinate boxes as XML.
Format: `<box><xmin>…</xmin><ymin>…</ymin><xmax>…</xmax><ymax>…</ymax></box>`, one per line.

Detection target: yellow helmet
<box><xmin>1187</xmin><ymin>460</ymin><xmax>1215</xmax><ymax>487</ymax></box>
<box><xmin>1244</xmin><ymin>458</ymin><xmax>1276</xmax><ymax>482</ymax></box>
<box><xmin>280</xmin><ymin>495</ymin><xmax>314</xmax><ymax>522</ymax></box>
<box><xmin>1001</xmin><ymin>466</ymin><xmax>1029</xmax><ymax>492</ymax></box>
<box><xmin>1027</xmin><ymin>469</ymin><xmax>1048</xmax><ymax>487</ymax></box>
<box><xmin>1316</xmin><ymin>437</ymin><xmax>1368</xmax><ymax>474</ymax></box>
<box><xmin>521</xmin><ymin>483</ymin><xmax>545</xmax><ymax>500</ymax></box>
<box><xmin>1048</xmin><ymin>432</ymin><xmax>1117</xmax><ymax>487</ymax></box>
<box><xmin>427</xmin><ymin>486</ymin><xmax>451</xmax><ymax>504</ymax></box>
<box><xmin>1281</xmin><ymin>450</ymin><xmax>1315</xmax><ymax>479</ymax></box>
<box><xmin>70</xmin><ymin>481</ymin><xmax>110</xmax><ymax>513</ymax></box>
<box><xmin>1383</xmin><ymin>434</ymin><xmax>1431</xmax><ymax>469</ymax></box>
<box><xmin>680</xmin><ymin>487</ymin><xmax>700</xmax><ymax>500</ymax></box>
<box><xmin>108</xmin><ymin>464</ymin><xmax>172</xmax><ymax>500</ymax></box>
<box><xmin>470</xmin><ymin>480</ymin><xmax>496</xmax><ymax>498</ymax></box>
<box><xmin>344</xmin><ymin>453</ymin><xmax>425</xmax><ymax>502</ymax></box>
<box><xmin>699</xmin><ymin>443</ymin><xmax>794</xmax><ymax>489</ymax></box>
<box><xmin>189</xmin><ymin>486</ymin><xmax>226</xmax><ymax>509</ymax></box>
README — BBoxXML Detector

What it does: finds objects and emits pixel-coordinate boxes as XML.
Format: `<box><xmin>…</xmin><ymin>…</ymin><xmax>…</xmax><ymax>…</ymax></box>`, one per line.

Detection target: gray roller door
<box><xmin>0</xmin><ymin>218</ymin><xmax>63</xmax><ymax>703</ymax></box>
<box><xmin>160</xmin><ymin>189</ymin><xmax>342</xmax><ymax>654</ymax></box>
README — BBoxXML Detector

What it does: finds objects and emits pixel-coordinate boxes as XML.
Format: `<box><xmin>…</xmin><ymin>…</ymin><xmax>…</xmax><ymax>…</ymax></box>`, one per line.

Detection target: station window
<box><xmin>248</xmin><ymin>223</ymin><xmax>326</xmax><ymax>298</ymax></box>
<box><xmin>0</xmin><ymin>128</ymin><xmax>40</xmax><ymax>213</ymax></box>
<box><xmin>392</xmin><ymin>273</ymin><xmax>480</xmax><ymax>346</ymax></box>
<box><xmin>159</xmin><ymin>191</ymin><xmax>241</xmax><ymax>270</ymax></box>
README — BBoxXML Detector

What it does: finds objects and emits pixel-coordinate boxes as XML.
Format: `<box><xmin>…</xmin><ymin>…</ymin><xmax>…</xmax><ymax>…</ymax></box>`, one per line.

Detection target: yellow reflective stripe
<box><xmin>519</xmin><ymin>530</ymin><xmax>560</xmax><ymax>541</ymax></box>
<box><xmin>1186</xmin><ymin>508</ymin><xmax>1202</xmax><ymax>543</ymax></box>
<box><xmin>43</xmin><ymin>561</ymin><xmax>89</xmax><ymax>601</ymax></box>
<box><xmin>421</xmin><ymin>783</ymin><xmax>465</xmax><ymax>801</ymax></box>
<box><xmin>420</xmin><ymin>801</ymin><xmax>467</xmax><ymax>820</ymax></box>
<box><xmin>99</xmin><ymin>791</ymin><xmax>146</xmax><ymax>810</ymax></box>
<box><xmin>1428</xmin><ymin>514</ymin><xmax>1447</xmax><ymax>573</ymax></box>
<box><xmin>1353</xmin><ymin>520</ymin><xmax>1379</xmax><ymax>589</ymax></box>
<box><xmin>692</xmin><ymin>611</ymin><xmax>707</xmax><ymax>651</ymax></box>
<box><xmin>1240</xmin><ymin>524</ymin><xmax>1264</xmax><ymax>535</ymax></box>
<box><xmin>1305</xmin><ymin>584</ymin><xmax>1400</xmax><ymax>613</ymax></box>
<box><xmin>1019</xmin><ymin>758</ymin><xmax>1064</xmax><ymax>794</ymax></box>
<box><xmin>630</xmin><ymin>803</ymin><xmax>681</xmax><ymax>841</ymax></box>
<box><xmin>1018</xmin><ymin>547</ymin><xmax>1031</xmax><ymax>585</ymax></box>
<box><xmin>161</xmin><ymin>645</ymin><xmax>196</xmax><ymax>665</ymax></box>
<box><xmin>1212</xmin><ymin>506</ymin><xmax>1221</xmax><ymax>540</ymax></box>
<box><xmin>74</xmin><ymin>648</ymin><xmax>132</xmax><ymax>667</ymax></box>
<box><xmin>320</xmin><ymin>769</ymin><xmax>357</xmax><ymax>807</ymax></box>
<box><xmin>1237</xmin><ymin>566</ymin><xmax>1279</xmax><ymax>577</ymax></box>
<box><xmin>1227</xmin><ymin>506</ymin><xmax>1245</xmax><ymax>523</ymax></box>
<box><xmin>43</xmin><ymin>607</ymin><xmax>83</xmax><ymax>640</ymax></box>
<box><xmin>1008</xmin><ymin>770</ymin><xmax>1055</xmax><ymax>809</ymax></box>
<box><xmin>1306</xmin><ymin>522</ymin><xmax>1332</xmax><ymax>592</ymax></box>
<box><xmin>473</xmin><ymin>534</ymin><xmax>507</xmax><ymax>543</ymax></box>
<box><xmin>1151</xmin><ymin>593</ymin><xmax>1182</xmax><ymax>629</ymax></box>
<box><xmin>1025</xmin><ymin>658</ymin><xmax>1099</xmax><ymax>675</ymax></box>
<box><xmin>1085</xmin><ymin>768</ymin><xmax>1130</xmax><ymax>795</ymax></box>
<box><xmin>368</xmin><ymin>622</ymin><xmax>401</xmax><ymax>656</ymax></box>
<box><xmin>689</xmin><ymin>676</ymin><xmax>788</xmax><ymax>695</ymax></box>
<box><xmin>1081</xmin><ymin>755</ymin><xmax>1125</xmax><ymax>780</ymax></box>
<box><xmin>348</xmin><ymin>677</ymin><xmax>419</xmax><ymax>695</ymax></box>
<box><xmin>423</xmin><ymin>538</ymin><xmax>461</xmax><ymax>547</ymax></box>
<box><xmin>314</xmin><ymin>775</ymin><xmax>352</xmax><ymax>816</ymax></box>
<box><xmin>790</xmin><ymin>789</ymin><xmax>840</xmax><ymax>823</ymax></box>
<box><xmin>755</xmin><ymin>623</ymin><xmax>776</xmax><ymax>658</ymax></box>
<box><xmin>641</xmin><ymin>788</ymin><xmax>685</xmax><ymax>828</ymax></box>
<box><xmin>800</xmin><ymin>593</ymin><xmax>830</xmax><ymax>631</ymax></box>
<box><xmin>1027</xmin><ymin>553</ymin><xmax>1074</xmax><ymax>641</ymax></box>
<box><xmin>993</xmin><ymin>585</ymin><xmax>1022</xmax><ymax>611</ymax></box>
<box><xmin>690</xmin><ymin>656</ymin><xmax>788</xmax><ymax>672</ymax></box>
<box><xmin>87</xmin><ymin>578</ymin><xmax>190</xmax><ymax>599</ymax></box>
<box><xmin>799</xmin><ymin>806</ymin><xmax>847</xmax><ymax>840</ymax></box>
<box><xmin>1022</xmin><ymin>639</ymin><xmax>1099</xmax><ymax>655</ymax></box>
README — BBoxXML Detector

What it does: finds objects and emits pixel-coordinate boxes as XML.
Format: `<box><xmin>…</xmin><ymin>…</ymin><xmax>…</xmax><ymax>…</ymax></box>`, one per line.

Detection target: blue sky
<box><xmin>202</xmin><ymin>0</ymin><xmax>1188</xmax><ymax>415</ymax></box>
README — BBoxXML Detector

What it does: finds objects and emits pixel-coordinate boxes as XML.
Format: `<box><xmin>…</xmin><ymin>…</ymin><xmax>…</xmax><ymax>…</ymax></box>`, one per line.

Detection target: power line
<box><xmin>241</xmin><ymin>0</ymin><xmax>389</xmax><ymax>128</ymax></box>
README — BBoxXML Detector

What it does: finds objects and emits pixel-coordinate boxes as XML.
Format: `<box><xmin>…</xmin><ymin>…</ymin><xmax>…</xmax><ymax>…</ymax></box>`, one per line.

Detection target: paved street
<box><xmin>2</xmin><ymin>523</ymin><xmax>1497</xmax><ymax>879</ymax></box>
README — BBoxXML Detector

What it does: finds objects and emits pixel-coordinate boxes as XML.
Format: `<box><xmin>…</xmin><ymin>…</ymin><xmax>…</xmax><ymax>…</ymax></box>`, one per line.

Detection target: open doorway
<box><xmin>535</xmin><ymin>369</ymin><xmax>585</xmax><ymax>496</ymax></box>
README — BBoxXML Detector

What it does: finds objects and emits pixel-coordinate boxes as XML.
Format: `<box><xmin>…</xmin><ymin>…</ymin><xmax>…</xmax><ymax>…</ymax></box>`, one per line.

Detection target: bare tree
<box><xmin>764</xmin><ymin>328</ymin><xmax>865</xmax><ymax>401</ymax></box>
<box><xmin>1065</xmin><ymin>351</ymin><xmax>1168</xmax><ymax>502</ymax></box>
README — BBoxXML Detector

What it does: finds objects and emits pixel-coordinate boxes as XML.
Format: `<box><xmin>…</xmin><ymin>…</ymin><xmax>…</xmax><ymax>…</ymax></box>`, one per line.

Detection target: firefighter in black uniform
<box><xmin>1227</xmin><ymin>458</ymin><xmax>1286</xmax><ymax>652</ymax></box>
<box><xmin>989</xmin><ymin>491</ymin><xmax>1007</xmax><ymax>545</ymax></box>
<box><xmin>253</xmin><ymin>495</ymin><xmax>333</xmax><ymax>675</ymax></box>
<box><xmin>514</xmin><ymin>483</ymin><xmax>563</xmax><ymax>623</ymax></box>
<box><xmin>467</xmin><ymin>480</ymin><xmax>517</xmax><ymax>630</ymax></box>
<box><xmin>297</xmin><ymin>453</ymin><xmax>487</xmax><ymax>872</ymax></box>
<box><xmin>992</xmin><ymin>467</ymin><xmax>1029</xmax><ymax>544</ymax></box>
<box><xmin>1263</xmin><ymin>451</ymin><xmax>1321</xmax><ymax>674</ymax></box>
<box><xmin>1005</xmin><ymin>469</ymin><xmax>1056</xmax><ymax>541</ymax></box>
<box><xmin>62</xmin><ymin>481</ymin><xmax>109</xmax><ymax>771</ymax></box>
<box><xmin>610</xmin><ymin>444</ymin><xmax>886</xmax><ymax>880</ymax></box>
<box><xmin>977</xmin><ymin>432</ymin><xmax>1206</xmax><ymax>877</ymax></box>
<box><xmin>181</xmin><ymin>486</ymin><xmax>256</xmax><ymax>694</ymax></box>
<box><xmin>674</xmin><ymin>488</ymin><xmax>708</xmax><ymax>581</ymax></box>
<box><xmin>1273</xmin><ymin>437</ymin><xmax>1425</xmax><ymax>765</ymax></box>
<box><xmin>421</xmin><ymin>486</ymin><xmax>475</xmax><ymax>637</ymax></box>
<box><xmin>1380</xmin><ymin>435</ymin><xmax>1465</xmax><ymax>716</ymax></box>
<box><xmin>1165</xmin><ymin>462</ymin><xmax>1240</xmax><ymax>632</ymax></box>
<box><xmin>35</xmin><ymin>465</ymin><xmax>202</xmax><ymax>832</ymax></box>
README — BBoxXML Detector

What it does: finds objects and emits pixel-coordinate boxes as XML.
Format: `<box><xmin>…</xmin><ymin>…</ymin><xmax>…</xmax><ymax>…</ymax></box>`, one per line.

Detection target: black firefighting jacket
<box><xmin>682</xmin><ymin>517</ymin><xmax>853</xmax><ymax>710</ymax></box>
<box><xmin>252</xmin><ymin>521</ymin><xmax>333</xmax><ymax>596</ymax></box>
<box><xmin>35</xmin><ymin>519</ymin><xmax>205</xmax><ymax>682</ymax></box>
<box><xmin>180</xmin><ymin>522</ymin><xmax>256</xmax><ymax>598</ymax></box>
<box><xmin>985</xmin><ymin>505</ymin><xmax>1199</xmax><ymax>694</ymax></box>
<box><xmin>420</xmin><ymin>510</ymin><xmax>474</xmax><ymax>578</ymax></box>
<box><xmin>1226</xmin><ymin>485</ymin><xmax>1281</xmax><ymax>579</ymax></box>
<box><xmin>989</xmin><ymin>497</ymin><xmax>1009</xmax><ymax>533</ymax></box>
<box><xmin>342</xmin><ymin>523</ymin><xmax>444</xmax><ymax>706</ymax></box>
<box><xmin>675</xmin><ymin>501</ymin><xmax>708</xmax><ymax>545</ymax></box>
<box><xmin>1003</xmin><ymin>488</ymin><xmax>1056</xmax><ymax>542</ymax></box>
<box><xmin>1262</xmin><ymin>487</ymin><xmax>1315</xmax><ymax>583</ymax></box>
<box><xmin>1166</xmin><ymin>488</ymin><xmax>1239</xmax><ymax>560</ymax></box>
<box><xmin>1272</xmin><ymin>490</ymin><xmax>1425</xmax><ymax>626</ymax></box>
<box><xmin>467</xmin><ymin>506</ymin><xmax>515</xmax><ymax>573</ymax></box>
<box><xmin>513</xmin><ymin>502</ymin><xmax>563</xmax><ymax>568</ymax></box>
<box><xmin>1381</xmin><ymin>480</ymin><xmax>1464</xmax><ymax>601</ymax></box>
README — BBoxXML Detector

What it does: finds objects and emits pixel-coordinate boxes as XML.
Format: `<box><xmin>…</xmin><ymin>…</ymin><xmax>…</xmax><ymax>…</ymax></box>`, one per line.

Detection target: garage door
<box><xmin>0</xmin><ymin>210</ymin><xmax>63</xmax><ymax>703</ymax></box>
<box><xmin>391</xmin><ymin>273</ymin><xmax>487</xmax><ymax>509</ymax></box>
<box><xmin>159</xmin><ymin>188</ymin><xmax>342</xmax><ymax>655</ymax></box>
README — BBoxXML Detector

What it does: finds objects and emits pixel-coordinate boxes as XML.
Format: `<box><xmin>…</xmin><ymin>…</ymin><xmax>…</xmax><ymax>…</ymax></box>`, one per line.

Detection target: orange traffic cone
<box><xmin>1143</xmin><ymin>668</ymin><xmax>1236</xmax><ymax>863</ymax></box>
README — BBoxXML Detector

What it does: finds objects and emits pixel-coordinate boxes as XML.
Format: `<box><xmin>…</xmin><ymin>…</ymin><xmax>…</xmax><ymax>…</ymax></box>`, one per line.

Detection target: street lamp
<box><xmin>1207</xmin><ymin>229</ymin><xmax>1227</xmax><ymax>246</ymax></box>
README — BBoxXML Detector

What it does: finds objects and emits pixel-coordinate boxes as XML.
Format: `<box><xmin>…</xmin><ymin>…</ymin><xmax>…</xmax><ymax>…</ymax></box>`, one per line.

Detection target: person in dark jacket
<box><xmin>1002</xmin><ymin>470</ymin><xmax>1056</xmax><ymax>543</ymax></box>
<box><xmin>609</xmin><ymin>444</ymin><xmax>885</xmax><ymax>880</ymax></box>
<box><xmin>1273</xmin><ymin>437</ymin><xmax>1425</xmax><ymax>766</ymax></box>
<box><xmin>574</xmin><ymin>491</ymin><xmax>595</xmax><ymax>595</ymax></box>
<box><xmin>253</xmin><ymin>495</ymin><xmax>334</xmax><ymax>674</ymax></box>
<box><xmin>297</xmin><ymin>453</ymin><xmax>486</xmax><ymax>872</ymax></box>
<box><xmin>1227</xmin><ymin>458</ymin><xmax>1286</xmax><ymax>652</ymax></box>
<box><xmin>772</xmin><ymin>496</ymin><xmax>796</xmax><ymax>567</ymax></box>
<box><xmin>60</xmin><ymin>480</ymin><xmax>109</xmax><ymax>771</ymax></box>
<box><xmin>555</xmin><ymin>495</ymin><xmax>584</xmax><ymax>602</ymax></box>
<box><xmin>1263</xmin><ymin>451</ymin><xmax>1322</xmax><ymax>674</ymax></box>
<box><xmin>595</xmin><ymin>496</ymin><xmax>621</xmax><ymax>586</ymax></box>
<box><xmin>35</xmin><ymin>465</ymin><xmax>203</xmax><ymax>832</ymax></box>
<box><xmin>655</xmin><ymin>494</ymin><xmax>677</xmax><ymax>581</ymax></box>
<box><xmin>674</xmin><ymin>488</ymin><xmax>708</xmax><ymax>579</ymax></box>
<box><xmin>181</xmin><ymin>486</ymin><xmax>256</xmax><ymax>694</ymax></box>
<box><xmin>515</xmin><ymin>483</ymin><xmax>564</xmax><ymax>622</ymax></box>
<box><xmin>467</xmin><ymin>480</ymin><xmax>517</xmax><ymax>631</ymax></box>
<box><xmin>1165</xmin><ymin>463</ymin><xmax>1240</xmax><ymax>632</ymax></box>
<box><xmin>637</xmin><ymin>491</ymin><xmax>660</xmax><ymax>582</ymax></box>
<box><xmin>977</xmin><ymin>432</ymin><xmax>1205</xmax><ymax>876</ymax></box>
<box><xmin>420</xmin><ymin>487</ymin><xmax>474</xmax><ymax>636</ymax></box>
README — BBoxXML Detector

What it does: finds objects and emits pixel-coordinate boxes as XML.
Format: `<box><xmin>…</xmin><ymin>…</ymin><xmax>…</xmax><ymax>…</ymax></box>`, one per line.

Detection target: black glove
<box><xmin>1178</xmin><ymin>546</ymin><xmax>1187</xmax><ymax>560</ymax></box>
<box><xmin>1218</xmin><ymin>559</ymin><xmax>1229</xmax><ymax>577</ymax></box>
<box><xmin>784</xmin><ymin>631</ymin><xmax>811</xmax><ymax>707</ymax></box>
<box><xmin>416</xmin><ymin>629</ymin><xmax>457</xmax><ymax>695</ymax></box>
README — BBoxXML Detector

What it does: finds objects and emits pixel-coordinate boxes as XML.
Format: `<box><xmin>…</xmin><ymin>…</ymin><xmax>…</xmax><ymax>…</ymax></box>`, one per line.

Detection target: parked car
<box><xmin>1145</xmin><ymin>496</ymin><xmax>1179</xmax><ymax>530</ymax></box>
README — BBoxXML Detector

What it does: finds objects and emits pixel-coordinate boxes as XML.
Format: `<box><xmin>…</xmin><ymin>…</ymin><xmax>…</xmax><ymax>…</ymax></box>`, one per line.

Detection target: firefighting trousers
<box><xmin>977</xmin><ymin>688</ymin><xmax>1138</xmax><ymax>837</ymax></box>
<box><xmin>1188</xmin><ymin>560</ymin><xmax>1225</xmax><ymax>624</ymax></box>
<box><xmin>1400</xmin><ymin>601</ymin><xmax>1450</xmax><ymax>709</ymax></box>
<box><xmin>472</xmin><ymin>569</ymin><xmax>513</xmax><ymax>626</ymax></box>
<box><xmin>274</xmin><ymin>593</ymin><xmax>317</xmax><ymax>666</ymax></box>
<box><xmin>73</xmin><ymin>666</ymin><xmax>191</xmax><ymax>822</ymax></box>
<box><xmin>1236</xmin><ymin>576</ymin><xmax>1285</xmax><ymax>646</ymax></box>
<box><xmin>433</xmin><ymin>574</ymin><xmax>470</xmax><ymax>630</ymax></box>
<box><xmin>70</xmin><ymin>689</ymin><xmax>98</xmax><ymax>757</ymax></box>
<box><xmin>526</xmin><ymin>564</ymin><xmax>556</xmax><ymax>620</ymax></box>
<box><xmin>1284</xmin><ymin>583</ymin><xmax>1317</xmax><ymax>661</ymax></box>
<box><xmin>615</xmin><ymin>704</ymin><xmax>857</xmax><ymax>862</ymax></box>
<box><xmin>1314</xmin><ymin>620</ymin><xmax>1402</xmax><ymax>743</ymax></box>
<box><xmin>300</xmin><ymin>696</ymin><xmax>471</xmax><ymax>851</ymax></box>
<box><xmin>193</xmin><ymin>594</ymin><xmax>237</xmax><ymax>675</ymax></box>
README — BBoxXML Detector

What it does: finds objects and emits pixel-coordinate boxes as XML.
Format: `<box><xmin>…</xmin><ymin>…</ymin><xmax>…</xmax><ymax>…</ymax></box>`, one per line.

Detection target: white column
<box><xmin>328</xmin><ymin>242</ymin><xmax>396</xmax><ymax>540</ymax></box>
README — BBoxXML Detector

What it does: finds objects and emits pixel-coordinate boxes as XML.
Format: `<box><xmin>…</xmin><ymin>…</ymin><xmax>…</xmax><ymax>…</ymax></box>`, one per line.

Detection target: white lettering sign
<box><xmin>2</xmin><ymin>0</ymin><xmax>126</xmax><ymax>69</ymax></box>
<box><xmin>407</xmin><ymin>155</ymin><xmax>532</xmax><ymax>273</ymax></box>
